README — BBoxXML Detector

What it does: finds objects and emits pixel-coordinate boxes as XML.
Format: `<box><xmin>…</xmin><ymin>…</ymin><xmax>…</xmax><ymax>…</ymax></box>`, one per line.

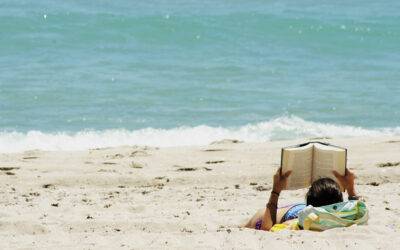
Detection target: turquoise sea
<box><xmin>1</xmin><ymin>0</ymin><xmax>399</xmax><ymax>152</ymax></box>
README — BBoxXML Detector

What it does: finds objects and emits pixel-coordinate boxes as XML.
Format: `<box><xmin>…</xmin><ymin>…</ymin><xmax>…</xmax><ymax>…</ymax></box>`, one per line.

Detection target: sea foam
<box><xmin>0</xmin><ymin>116</ymin><xmax>399</xmax><ymax>153</ymax></box>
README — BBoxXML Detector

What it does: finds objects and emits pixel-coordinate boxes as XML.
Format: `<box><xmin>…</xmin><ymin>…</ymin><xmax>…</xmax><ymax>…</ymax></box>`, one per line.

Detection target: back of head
<box><xmin>306</xmin><ymin>177</ymin><xmax>343</xmax><ymax>207</ymax></box>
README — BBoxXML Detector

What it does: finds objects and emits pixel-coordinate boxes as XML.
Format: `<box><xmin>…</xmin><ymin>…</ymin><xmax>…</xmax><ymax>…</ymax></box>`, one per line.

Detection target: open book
<box><xmin>281</xmin><ymin>142</ymin><xmax>346</xmax><ymax>190</ymax></box>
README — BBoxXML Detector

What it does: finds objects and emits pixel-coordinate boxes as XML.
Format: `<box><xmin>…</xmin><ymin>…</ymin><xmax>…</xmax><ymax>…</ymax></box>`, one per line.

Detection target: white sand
<box><xmin>1</xmin><ymin>136</ymin><xmax>400</xmax><ymax>249</ymax></box>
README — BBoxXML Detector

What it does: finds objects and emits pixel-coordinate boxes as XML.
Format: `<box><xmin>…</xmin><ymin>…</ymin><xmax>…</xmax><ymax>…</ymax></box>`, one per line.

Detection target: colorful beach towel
<box><xmin>298</xmin><ymin>200</ymin><xmax>368</xmax><ymax>231</ymax></box>
<box><xmin>270</xmin><ymin>200</ymin><xmax>368</xmax><ymax>232</ymax></box>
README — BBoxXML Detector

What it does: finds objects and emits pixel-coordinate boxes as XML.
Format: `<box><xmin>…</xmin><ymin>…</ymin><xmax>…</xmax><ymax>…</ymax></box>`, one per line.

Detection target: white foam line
<box><xmin>0</xmin><ymin>116</ymin><xmax>399</xmax><ymax>153</ymax></box>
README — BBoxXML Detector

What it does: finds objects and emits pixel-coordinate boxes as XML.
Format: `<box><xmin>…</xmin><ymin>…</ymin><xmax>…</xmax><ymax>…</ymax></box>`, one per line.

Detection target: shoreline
<box><xmin>1</xmin><ymin>115</ymin><xmax>399</xmax><ymax>153</ymax></box>
<box><xmin>1</xmin><ymin>135</ymin><xmax>400</xmax><ymax>248</ymax></box>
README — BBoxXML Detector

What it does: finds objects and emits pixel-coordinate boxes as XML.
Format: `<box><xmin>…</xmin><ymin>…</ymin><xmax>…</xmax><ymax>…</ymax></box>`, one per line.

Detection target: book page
<box><xmin>281</xmin><ymin>143</ymin><xmax>313</xmax><ymax>190</ymax></box>
<box><xmin>312</xmin><ymin>143</ymin><xmax>346</xmax><ymax>185</ymax></box>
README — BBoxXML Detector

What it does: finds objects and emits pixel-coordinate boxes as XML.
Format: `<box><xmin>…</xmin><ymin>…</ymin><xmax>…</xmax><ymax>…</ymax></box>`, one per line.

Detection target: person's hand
<box><xmin>333</xmin><ymin>168</ymin><xmax>356</xmax><ymax>195</ymax></box>
<box><xmin>272</xmin><ymin>168</ymin><xmax>292</xmax><ymax>194</ymax></box>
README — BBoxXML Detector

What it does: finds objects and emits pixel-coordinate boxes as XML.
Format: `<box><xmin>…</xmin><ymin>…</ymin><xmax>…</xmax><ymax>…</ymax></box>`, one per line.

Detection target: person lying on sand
<box><xmin>244</xmin><ymin>168</ymin><xmax>359</xmax><ymax>231</ymax></box>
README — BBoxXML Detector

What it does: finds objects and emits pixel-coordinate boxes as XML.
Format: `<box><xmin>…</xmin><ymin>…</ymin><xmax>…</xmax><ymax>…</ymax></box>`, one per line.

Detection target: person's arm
<box><xmin>333</xmin><ymin>168</ymin><xmax>359</xmax><ymax>199</ymax></box>
<box><xmin>261</xmin><ymin>168</ymin><xmax>291</xmax><ymax>230</ymax></box>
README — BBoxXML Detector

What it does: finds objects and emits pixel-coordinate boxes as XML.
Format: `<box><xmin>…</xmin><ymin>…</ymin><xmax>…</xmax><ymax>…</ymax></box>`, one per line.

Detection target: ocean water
<box><xmin>1</xmin><ymin>0</ymin><xmax>399</xmax><ymax>152</ymax></box>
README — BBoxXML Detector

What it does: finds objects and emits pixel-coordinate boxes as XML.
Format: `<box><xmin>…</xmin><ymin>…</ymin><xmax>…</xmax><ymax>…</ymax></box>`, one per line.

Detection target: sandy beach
<box><xmin>1</xmin><ymin>136</ymin><xmax>400</xmax><ymax>249</ymax></box>
<box><xmin>3</xmin><ymin>1</ymin><xmax>400</xmax><ymax>249</ymax></box>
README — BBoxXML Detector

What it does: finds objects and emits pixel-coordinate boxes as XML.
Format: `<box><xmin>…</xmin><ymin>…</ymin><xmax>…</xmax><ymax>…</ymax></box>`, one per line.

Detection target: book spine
<box><xmin>280</xmin><ymin>148</ymin><xmax>284</xmax><ymax>174</ymax></box>
<box><xmin>311</xmin><ymin>145</ymin><xmax>315</xmax><ymax>182</ymax></box>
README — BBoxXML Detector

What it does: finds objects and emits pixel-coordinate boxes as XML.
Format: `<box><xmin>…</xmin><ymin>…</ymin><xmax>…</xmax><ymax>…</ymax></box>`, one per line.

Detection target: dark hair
<box><xmin>306</xmin><ymin>177</ymin><xmax>343</xmax><ymax>207</ymax></box>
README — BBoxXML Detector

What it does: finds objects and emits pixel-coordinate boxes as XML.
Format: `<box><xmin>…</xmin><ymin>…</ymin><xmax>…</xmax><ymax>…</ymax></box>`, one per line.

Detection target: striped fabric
<box><xmin>297</xmin><ymin>200</ymin><xmax>369</xmax><ymax>231</ymax></box>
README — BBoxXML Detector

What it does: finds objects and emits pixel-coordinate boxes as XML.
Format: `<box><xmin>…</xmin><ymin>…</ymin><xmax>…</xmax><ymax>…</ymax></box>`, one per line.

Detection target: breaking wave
<box><xmin>1</xmin><ymin>116</ymin><xmax>399</xmax><ymax>153</ymax></box>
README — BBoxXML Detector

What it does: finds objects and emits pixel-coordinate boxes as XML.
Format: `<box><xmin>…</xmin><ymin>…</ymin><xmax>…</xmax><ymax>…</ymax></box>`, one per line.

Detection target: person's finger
<box><xmin>283</xmin><ymin>170</ymin><xmax>292</xmax><ymax>178</ymax></box>
<box><xmin>332</xmin><ymin>170</ymin><xmax>341</xmax><ymax>178</ymax></box>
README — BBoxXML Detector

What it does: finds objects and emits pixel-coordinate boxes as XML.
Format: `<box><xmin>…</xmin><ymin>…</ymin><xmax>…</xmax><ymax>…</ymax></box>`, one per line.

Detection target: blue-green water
<box><xmin>1</xmin><ymin>1</ymin><xmax>399</xmax><ymax>151</ymax></box>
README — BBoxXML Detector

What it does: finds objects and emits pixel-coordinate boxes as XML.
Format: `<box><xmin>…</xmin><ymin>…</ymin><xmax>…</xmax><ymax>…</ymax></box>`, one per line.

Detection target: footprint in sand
<box><xmin>0</xmin><ymin>167</ymin><xmax>20</xmax><ymax>171</ymax></box>
<box><xmin>130</xmin><ymin>162</ymin><xmax>145</xmax><ymax>169</ymax></box>
<box><xmin>254</xmin><ymin>185</ymin><xmax>271</xmax><ymax>191</ymax></box>
<box><xmin>377</xmin><ymin>162</ymin><xmax>400</xmax><ymax>168</ymax></box>
<box><xmin>42</xmin><ymin>184</ymin><xmax>55</xmax><ymax>189</ymax></box>
<box><xmin>205</xmin><ymin>160</ymin><xmax>225</xmax><ymax>164</ymax></box>
<box><xmin>102</xmin><ymin>162</ymin><xmax>117</xmax><ymax>165</ymax></box>
<box><xmin>202</xmin><ymin>148</ymin><xmax>227</xmax><ymax>152</ymax></box>
<box><xmin>106</xmin><ymin>153</ymin><xmax>124</xmax><ymax>159</ymax></box>
<box><xmin>174</xmin><ymin>166</ymin><xmax>198</xmax><ymax>172</ymax></box>
<box><xmin>210</xmin><ymin>139</ymin><xmax>243</xmax><ymax>145</ymax></box>
<box><xmin>386</xmin><ymin>140</ymin><xmax>400</xmax><ymax>143</ymax></box>
<box><xmin>130</xmin><ymin>150</ymin><xmax>150</xmax><ymax>157</ymax></box>
<box><xmin>22</xmin><ymin>156</ymin><xmax>39</xmax><ymax>160</ymax></box>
